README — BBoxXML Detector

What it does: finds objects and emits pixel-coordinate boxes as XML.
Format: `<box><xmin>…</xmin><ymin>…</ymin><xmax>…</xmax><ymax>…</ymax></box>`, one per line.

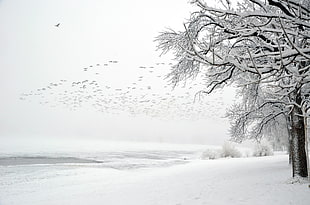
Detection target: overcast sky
<box><xmin>0</xmin><ymin>0</ymin><xmax>237</xmax><ymax>149</ymax></box>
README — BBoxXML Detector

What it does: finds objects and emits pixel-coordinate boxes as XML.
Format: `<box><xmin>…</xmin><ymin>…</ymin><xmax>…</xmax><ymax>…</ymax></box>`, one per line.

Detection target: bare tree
<box><xmin>156</xmin><ymin>0</ymin><xmax>310</xmax><ymax>177</ymax></box>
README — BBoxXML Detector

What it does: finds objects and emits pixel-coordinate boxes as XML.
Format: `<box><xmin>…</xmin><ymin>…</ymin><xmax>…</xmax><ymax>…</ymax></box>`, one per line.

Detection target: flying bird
<box><xmin>55</xmin><ymin>23</ymin><xmax>60</xmax><ymax>27</ymax></box>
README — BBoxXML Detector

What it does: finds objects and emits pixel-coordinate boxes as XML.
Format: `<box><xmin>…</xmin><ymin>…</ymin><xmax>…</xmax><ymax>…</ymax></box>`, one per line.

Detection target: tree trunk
<box><xmin>290</xmin><ymin>100</ymin><xmax>308</xmax><ymax>178</ymax></box>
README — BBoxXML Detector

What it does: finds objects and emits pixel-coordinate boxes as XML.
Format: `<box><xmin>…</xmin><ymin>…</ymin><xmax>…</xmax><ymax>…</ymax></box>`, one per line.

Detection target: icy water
<box><xmin>0</xmin><ymin>149</ymin><xmax>199</xmax><ymax>170</ymax></box>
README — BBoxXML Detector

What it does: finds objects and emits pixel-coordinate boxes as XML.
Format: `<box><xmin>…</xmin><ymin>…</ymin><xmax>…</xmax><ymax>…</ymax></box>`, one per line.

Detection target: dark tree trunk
<box><xmin>290</xmin><ymin>93</ymin><xmax>308</xmax><ymax>178</ymax></box>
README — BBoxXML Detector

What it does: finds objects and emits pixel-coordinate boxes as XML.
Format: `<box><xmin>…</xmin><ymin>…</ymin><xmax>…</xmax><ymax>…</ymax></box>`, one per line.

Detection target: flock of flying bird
<box><xmin>20</xmin><ymin>59</ymin><xmax>228</xmax><ymax>120</ymax></box>
<box><xmin>20</xmin><ymin>26</ymin><xmax>228</xmax><ymax>121</ymax></box>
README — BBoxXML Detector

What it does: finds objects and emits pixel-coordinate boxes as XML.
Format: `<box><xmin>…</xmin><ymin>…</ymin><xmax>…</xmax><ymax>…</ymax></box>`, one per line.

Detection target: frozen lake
<box><xmin>0</xmin><ymin>149</ymin><xmax>200</xmax><ymax>170</ymax></box>
<box><xmin>0</xmin><ymin>140</ymin><xmax>208</xmax><ymax>169</ymax></box>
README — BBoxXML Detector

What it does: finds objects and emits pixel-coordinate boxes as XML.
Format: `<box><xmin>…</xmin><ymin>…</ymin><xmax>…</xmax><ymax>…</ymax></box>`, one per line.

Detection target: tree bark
<box><xmin>290</xmin><ymin>93</ymin><xmax>308</xmax><ymax>178</ymax></box>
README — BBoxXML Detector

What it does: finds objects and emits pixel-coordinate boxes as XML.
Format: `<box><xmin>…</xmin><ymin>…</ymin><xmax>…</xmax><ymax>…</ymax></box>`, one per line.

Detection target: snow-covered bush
<box><xmin>221</xmin><ymin>142</ymin><xmax>241</xmax><ymax>158</ymax></box>
<box><xmin>201</xmin><ymin>142</ymin><xmax>243</xmax><ymax>160</ymax></box>
<box><xmin>253</xmin><ymin>141</ymin><xmax>274</xmax><ymax>157</ymax></box>
<box><xmin>201</xmin><ymin>149</ymin><xmax>221</xmax><ymax>160</ymax></box>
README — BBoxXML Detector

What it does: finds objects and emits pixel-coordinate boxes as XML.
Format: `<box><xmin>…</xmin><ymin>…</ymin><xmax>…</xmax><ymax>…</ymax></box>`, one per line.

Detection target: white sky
<box><xmin>0</xmin><ymin>0</ymin><xmax>237</xmax><ymax>147</ymax></box>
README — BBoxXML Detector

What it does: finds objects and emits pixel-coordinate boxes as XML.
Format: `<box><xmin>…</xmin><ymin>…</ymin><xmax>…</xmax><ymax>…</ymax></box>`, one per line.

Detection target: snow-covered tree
<box><xmin>156</xmin><ymin>0</ymin><xmax>309</xmax><ymax>177</ymax></box>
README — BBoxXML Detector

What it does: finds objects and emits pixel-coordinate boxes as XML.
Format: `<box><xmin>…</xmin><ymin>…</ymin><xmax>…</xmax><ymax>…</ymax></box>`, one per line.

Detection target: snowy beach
<box><xmin>0</xmin><ymin>142</ymin><xmax>309</xmax><ymax>205</ymax></box>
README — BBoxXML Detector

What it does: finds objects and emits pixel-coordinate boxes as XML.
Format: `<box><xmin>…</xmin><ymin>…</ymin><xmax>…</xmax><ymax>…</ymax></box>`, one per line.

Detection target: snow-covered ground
<box><xmin>0</xmin><ymin>142</ymin><xmax>309</xmax><ymax>205</ymax></box>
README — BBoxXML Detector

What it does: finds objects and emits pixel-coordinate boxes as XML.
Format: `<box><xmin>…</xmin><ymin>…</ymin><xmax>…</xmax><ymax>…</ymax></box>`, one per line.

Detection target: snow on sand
<box><xmin>1</xmin><ymin>155</ymin><xmax>309</xmax><ymax>205</ymax></box>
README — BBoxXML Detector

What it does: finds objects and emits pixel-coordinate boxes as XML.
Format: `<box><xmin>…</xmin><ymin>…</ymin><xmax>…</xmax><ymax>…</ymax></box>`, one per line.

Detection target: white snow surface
<box><xmin>0</xmin><ymin>143</ymin><xmax>309</xmax><ymax>205</ymax></box>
